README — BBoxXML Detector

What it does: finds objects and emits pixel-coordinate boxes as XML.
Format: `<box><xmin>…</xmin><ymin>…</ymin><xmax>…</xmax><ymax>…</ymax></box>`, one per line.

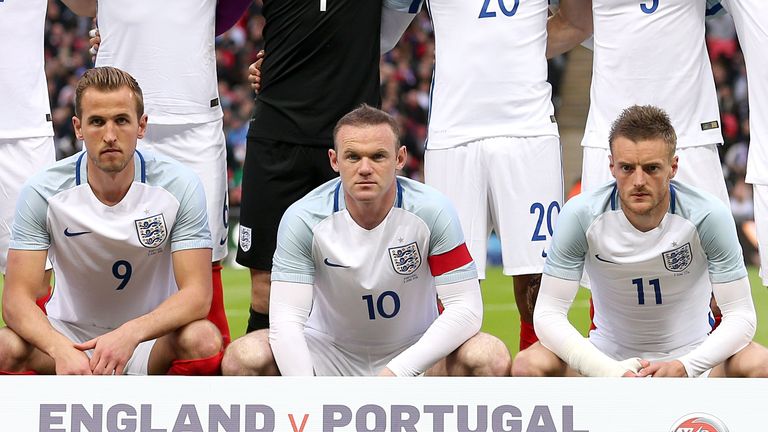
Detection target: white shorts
<box><xmin>753</xmin><ymin>184</ymin><xmax>768</xmax><ymax>286</ymax></box>
<box><xmin>305</xmin><ymin>328</ymin><xmax>417</xmax><ymax>376</ymax></box>
<box><xmin>425</xmin><ymin>136</ymin><xmax>563</xmax><ymax>278</ymax></box>
<box><xmin>48</xmin><ymin>317</ymin><xmax>156</xmax><ymax>375</ymax></box>
<box><xmin>581</xmin><ymin>145</ymin><xmax>729</xmax><ymax>205</ymax></box>
<box><xmin>0</xmin><ymin>136</ymin><xmax>55</xmax><ymax>273</ymax></box>
<box><xmin>140</xmin><ymin>119</ymin><xmax>228</xmax><ymax>261</ymax></box>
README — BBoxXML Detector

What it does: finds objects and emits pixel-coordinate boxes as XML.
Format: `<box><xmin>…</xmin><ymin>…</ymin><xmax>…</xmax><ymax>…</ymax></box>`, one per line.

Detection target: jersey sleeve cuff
<box><xmin>271</xmin><ymin>272</ymin><xmax>314</xmax><ymax>285</ymax></box>
<box><xmin>170</xmin><ymin>239</ymin><xmax>213</xmax><ymax>252</ymax></box>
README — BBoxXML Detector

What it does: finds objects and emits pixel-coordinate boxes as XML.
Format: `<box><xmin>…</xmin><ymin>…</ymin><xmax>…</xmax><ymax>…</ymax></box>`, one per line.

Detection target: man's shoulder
<box><xmin>139</xmin><ymin>150</ymin><xmax>200</xmax><ymax>186</ymax></box>
<box><xmin>23</xmin><ymin>152</ymin><xmax>82</xmax><ymax>199</ymax></box>
<box><xmin>561</xmin><ymin>181</ymin><xmax>616</xmax><ymax>221</ymax></box>
<box><xmin>670</xmin><ymin>180</ymin><xmax>731</xmax><ymax>224</ymax></box>
<box><xmin>398</xmin><ymin>176</ymin><xmax>455</xmax><ymax>218</ymax></box>
<box><xmin>283</xmin><ymin>178</ymin><xmax>340</xmax><ymax>226</ymax></box>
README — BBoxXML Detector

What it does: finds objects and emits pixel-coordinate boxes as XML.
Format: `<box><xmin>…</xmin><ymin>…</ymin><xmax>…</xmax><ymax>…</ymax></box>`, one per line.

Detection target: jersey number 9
<box><xmin>112</xmin><ymin>260</ymin><xmax>133</xmax><ymax>291</ymax></box>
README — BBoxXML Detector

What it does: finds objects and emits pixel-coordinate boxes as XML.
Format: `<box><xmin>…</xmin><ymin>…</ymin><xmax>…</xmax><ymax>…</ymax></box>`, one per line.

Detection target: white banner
<box><xmin>0</xmin><ymin>376</ymin><xmax>761</xmax><ymax>431</ymax></box>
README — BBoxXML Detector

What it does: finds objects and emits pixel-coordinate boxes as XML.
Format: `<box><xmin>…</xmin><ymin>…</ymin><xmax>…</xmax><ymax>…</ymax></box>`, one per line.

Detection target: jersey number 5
<box><xmin>640</xmin><ymin>0</ymin><xmax>659</xmax><ymax>14</ymax></box>
<box><xmin>479</xmin><ymin>0</ymin><xmax>520</xmax><ymax>18</ymax></box>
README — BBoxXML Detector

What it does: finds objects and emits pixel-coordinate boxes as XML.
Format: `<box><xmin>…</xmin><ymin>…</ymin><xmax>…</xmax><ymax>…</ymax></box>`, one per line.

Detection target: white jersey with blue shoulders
<box><xmin>95</xmin><ymin>0</ymin><xmax>222</xmax><ymax>125</ymax></box>
<box><xmin>584</xmin><ymin>0</ymin><xmax>722</xmax><ymax>150</ymax></box>
<box><xmin>398</xmin><ymin>0</ymin><xmax>557</xmax><ymax>149</ymax></box>
<box><xmin>0</xmin><ymin>0</ymin><xmax>53</xmax><ymax>139</ymax></box>
<box><xmin>544</xmin><ymin>180</ymin><xmax>746</xmax><ymax>361</ymax></box>
<box><xmin>272</xmin><ymin>176</ymin><xmax>477</xmax><ymax>349</ymax></box>
<box><xmin>719</xmin><ymin>0</ymin><xmax>768</xmax><ymax>185</ymax></box>
<box><xmin>10</xmin><ymin>150</ymin><xmax>211</xmax><ymax>329</ymax></box>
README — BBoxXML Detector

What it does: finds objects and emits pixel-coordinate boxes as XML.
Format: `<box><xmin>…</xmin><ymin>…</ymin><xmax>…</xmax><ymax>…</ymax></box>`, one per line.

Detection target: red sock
<box><xmin>0</xmin><ymin>370</ymin><xmax>37</xmax><ymax>375</ymax></box>
<box><xmin>35</xmin><ymin>285</ymin><xmax>52</xmax><ymax>314</ymax></box>
<box><xmin>208</xmin><ymin>264</ymin><xmax>231</xmax><ymax>347</ymax></box>
<box><xmin>519</xmin><ymin>319</ymin><xmax>538</xmax><ymax>351</ymax></box>
<box><xmin>167</xmin><ymin>351</ymin><xmax>223</xmax><ymax>376</ymax></box>
<box><xmin>589</xmin><ymin>297</ymin><xmax>597</xmax><ymax>331</ymax></box>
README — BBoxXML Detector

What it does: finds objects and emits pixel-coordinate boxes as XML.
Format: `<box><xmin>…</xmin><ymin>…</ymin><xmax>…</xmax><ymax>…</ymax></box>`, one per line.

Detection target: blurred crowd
<box><xmin>42</xmin><ymin>1</ymin><xmax>756</xmax><ymax>262</ymax></box>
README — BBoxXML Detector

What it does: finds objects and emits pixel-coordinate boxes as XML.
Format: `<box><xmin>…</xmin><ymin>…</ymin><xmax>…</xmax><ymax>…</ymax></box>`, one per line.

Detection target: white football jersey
<box><xmin>721</xmin><ymin>0</ymin><xmax>768</xmax><ymax>185</ymax></box>
<box><xmin>410</xmin><ymin>0</ymin><xmax>557</xmax><ymax>149</ymax></box>
<box><xmin>95</xmin><ymin>0</ymin><xmax>222</xmax><ymax>125</ymax></box>
<box><xmin>11</xmin><ymin>150</ymin><xmax>211</xmax><ymax>329</ymax></box>
<box><xmin>0</xmin><ymin>0</ymin><xmax>53</xmax><ymax>138</ymax></box>
<box><xmin>544</xmin><ymin>180</ymin><xmax>746</xmax><ymax>362</ymax></box>
<box><xmin>272</xmin><ymin>177</ymin><xmax>477</xmax><ymax>350</ymax></box>
<box><xmin>584</xmin><ymin>0</ymin><xmax>723</xmax><ymax>149</ymax></box>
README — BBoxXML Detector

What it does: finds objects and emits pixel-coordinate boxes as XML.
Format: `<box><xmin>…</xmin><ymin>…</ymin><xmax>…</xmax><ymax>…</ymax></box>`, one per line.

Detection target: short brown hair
<box><xmin>609</xmin><ymin>105</ymin><xmax>677</xmax><ymax>160</ymax></box>
<box><xmin>333</xmin><ymin>104</ymin><xmax>401</xmax><ymax>149</ymax></box>
<box><xmin>74</xmin><ymin>67</ymin><xmax>144</xmax><ymax>118</ymax></box>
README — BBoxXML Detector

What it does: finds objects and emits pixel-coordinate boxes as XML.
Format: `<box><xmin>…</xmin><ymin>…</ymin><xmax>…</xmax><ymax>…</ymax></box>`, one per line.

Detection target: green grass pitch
<box><xmin>2</xmin><ymin>265</ymin><xmax>767</xmax><ymax>357</ymax></box>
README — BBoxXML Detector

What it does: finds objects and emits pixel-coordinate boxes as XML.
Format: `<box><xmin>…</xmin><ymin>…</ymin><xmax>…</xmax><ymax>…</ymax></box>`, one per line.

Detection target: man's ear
<box><xmin>395</xmin><ymin>145</ymin><xmax>407</xmax><ymax>171</ymax></box>
<box><xmin>73</xmin><ymin>116</ymin><xmax>83</xmax><ymax>141</ymax></box>
<box><xmin>329</xmin><ymin>148</ymin><xmax>340</xmax><ymax>173</ymax></box>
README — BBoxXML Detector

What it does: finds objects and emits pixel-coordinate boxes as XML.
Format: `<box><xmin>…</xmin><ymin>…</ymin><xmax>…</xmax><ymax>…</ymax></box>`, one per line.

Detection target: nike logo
<box><xmin>219</xmin><ymin>237</ymin><xmax>227</xmax><ymax>246</ymax></box>
<box><xmin>594</xmin><ymin>254</ymin><xmax>618</xmax><ymax>264</ymax></box>
<box><xmin>64</xmin><ymin>228</ymin><xmax>91</xmax><ymax>237</ymax></box>
<box><xmin>324</xmin><ymin>258</ymin><xmax>350</xmax><ymax>268</ymax></box>
<box><xmin>541</xmin><ymin>250</ymin><xmax>548</xmax><ymax>258</ymax></box>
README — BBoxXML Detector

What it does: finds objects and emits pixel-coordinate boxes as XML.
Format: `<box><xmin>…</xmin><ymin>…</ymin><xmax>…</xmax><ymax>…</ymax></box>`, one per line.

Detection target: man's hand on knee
<box><xmin>75</xmin><ymin>326</ymin><xmax>140</xmax><ymax>375</ymax></box>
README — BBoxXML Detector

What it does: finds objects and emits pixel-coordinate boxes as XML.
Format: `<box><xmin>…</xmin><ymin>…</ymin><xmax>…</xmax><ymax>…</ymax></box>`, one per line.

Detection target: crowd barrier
<box><xmin>2</xmin><ymin>376</ymin><xmax>761</xmax><ymax>431</ymax></box>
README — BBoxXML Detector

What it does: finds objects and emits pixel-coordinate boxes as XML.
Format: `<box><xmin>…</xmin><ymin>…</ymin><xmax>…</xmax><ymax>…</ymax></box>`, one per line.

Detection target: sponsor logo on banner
<box><xmin>662</xmin><ymin>242</ymin><xmax>692</xmax><ymax>272</ymax></box>
<box><xmin>670</xmin><ymin>413</ymin><xmax>729</xmax><ymax>432</ymax></box>
<box><xmin>239</xmin><ymin>225</ymin><xmax>252</xmax><ymax>252</ymax></box>
<box><xmin>134</xmin><ymin>214</ymin><xmax>167</xmax><ymax>248</ymax></box>
<box><xmin>389</xmin><ymin>242</ymin><xmax>421</xmax><ymax>275</ymax></box>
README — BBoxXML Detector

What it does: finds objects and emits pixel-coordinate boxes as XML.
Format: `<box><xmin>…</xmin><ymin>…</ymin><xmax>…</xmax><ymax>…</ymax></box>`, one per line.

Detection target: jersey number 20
<box><xmin>479</xmin><ymin>0</ymin><xmax>520</xmax><ymax>18</ymax></box>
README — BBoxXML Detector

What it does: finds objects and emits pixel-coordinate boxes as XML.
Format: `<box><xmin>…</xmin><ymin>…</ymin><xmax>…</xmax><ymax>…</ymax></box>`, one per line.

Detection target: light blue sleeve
<box><xmin>543</xmin><ymin>195</ymin><xmax>590</xmax><ymax>281</ymax></box>
<box><xmin>169</xmin><ymin>173</ymin><xmax>212</xmax><ymax>252</ymax></box>
<box><xmin>409</xmin><ymin>183</ymin><xmax>478</xmax><ymax>285</ymax></box>
<box><xmin>271</xmin><ymin>203</ymin><xmax>317</xmax><ymax>285</ymax></box>
<box><xmin>384</xmin><ymin>0</ymin><xmax>422</xmax><ymax>13</ymax></box>
<box><xmin>9</xmin><ymin>182</ymin><xmax>50</xmax><ymax>251</ymax></box>
<box><xmin>150</xmin><ymin>157</ymin><xmax>212</xmax><ymax>252</ymax></box>
<box><xmin>696</xmin><ymin>200</ymin><xmax>747</xmax><ymax>283</ymax></box>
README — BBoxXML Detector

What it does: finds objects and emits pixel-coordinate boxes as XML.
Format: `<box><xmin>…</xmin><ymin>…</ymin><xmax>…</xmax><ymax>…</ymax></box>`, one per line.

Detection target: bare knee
<box><xmin>174</xmin><ymin>320</ymin><xmax>223</xmax><ymax>360</ymax></box>
<box><xmin>250</xmin><ymin>269</ymin><xmax>271</xmax><ymax>313</ymax></box>
<box><xmin>445</xmin><ymin>333</ymin><xmax>512</xmax><ymax>377</ymax></box>
<box><xmin>724</xmin><ymin>342</ymin><xmax>768</xmax><ymax>378</ymax></box>
<box><xmin>511</xmin><ymin>342</ymin><xmax>565</xmax><ymax>377</ymax></box>
<box><xmin>0</xmin><ymin>327</ymin><xmax>34</xmax><ymax>371</ymax></box>
<box><xmin>222</xmin><ymin>330</ymin><xmax>279</xmax><ymax>376</ymax></box>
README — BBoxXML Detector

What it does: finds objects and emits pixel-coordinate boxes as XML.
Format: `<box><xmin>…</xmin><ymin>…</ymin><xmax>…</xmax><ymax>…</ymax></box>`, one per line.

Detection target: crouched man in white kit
<box><xmin>0</xmin><ymin>67</ymin><xmax>222</xmax><ymax>375</ymax></box>
<box><xmin>513</xmin><ymin>105</ymin><xmax>768</xmax><ymax>378</ymax></box>
<box><xmin>223</xmin><ymin>105</ymin><xmax>511</xmax><ymax>376</ymax></box>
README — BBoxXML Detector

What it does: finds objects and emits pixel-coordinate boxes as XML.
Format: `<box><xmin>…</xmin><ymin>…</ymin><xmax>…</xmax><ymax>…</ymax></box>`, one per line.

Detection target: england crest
<box><xmin>134</xmin><ymin>214</ymin><xmax>167</xmax><ymax>249</ymax></box>
<box><xmin>389</xmin><ymin>242</ymin><xmax>422</xmax><ymax>275</ymax></box>
<box><xmin>662</xmin><ymin>242</ymin><xmax>692</xmax><ymax>272</ymax></box>
<box><xmin>239</xmin><ymin>225</ymin><xmax>252</xmax><ymax>252</ymax></box>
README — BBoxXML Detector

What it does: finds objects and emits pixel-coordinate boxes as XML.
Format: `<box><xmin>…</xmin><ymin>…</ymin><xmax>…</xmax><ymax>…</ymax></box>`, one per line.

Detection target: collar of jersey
<box><xmin>75</xmin><ymin>150</ymin><xmax>147</xmax><ymax>186</ymax></box>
